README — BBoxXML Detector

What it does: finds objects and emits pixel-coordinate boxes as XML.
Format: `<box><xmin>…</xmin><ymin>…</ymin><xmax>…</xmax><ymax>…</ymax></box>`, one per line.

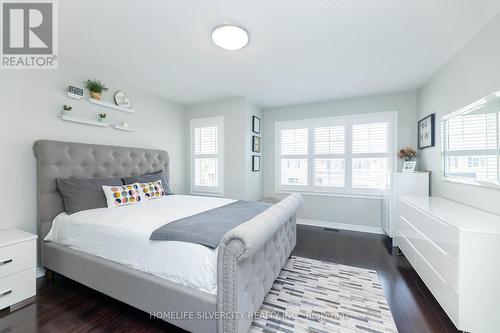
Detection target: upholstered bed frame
<box><xmin>33</xmin><ymin>140</ymin><xmax>302</xmax><ymax>333</ymax></box>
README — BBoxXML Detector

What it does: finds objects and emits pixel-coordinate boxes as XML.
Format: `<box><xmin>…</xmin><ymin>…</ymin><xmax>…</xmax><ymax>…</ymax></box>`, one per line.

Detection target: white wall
<box><xmin>0</xmin><ymin>57</ymin><xmax>187</xmax><ymax>235</ymax></box>
<box><xmin>262</xmin><ymin>91</ymin><xmax>418</xmax><ymax>229</ymax></box>
<box><xmin>185</xmin><ymin>97</ymin><xmax>262</xmax><ymax>200</ymax></box>
<box><xmin>418</xmin><ymin>11</ymin><xmax>500</xmax><ymax>215</ymax></box>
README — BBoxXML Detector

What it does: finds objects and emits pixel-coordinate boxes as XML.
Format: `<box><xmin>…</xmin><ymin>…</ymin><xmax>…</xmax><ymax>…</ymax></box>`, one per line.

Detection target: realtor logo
<box><xmin>1</xmin><ymin>0</ymin><xmax>58</xmax><ymax>69</ymax></box>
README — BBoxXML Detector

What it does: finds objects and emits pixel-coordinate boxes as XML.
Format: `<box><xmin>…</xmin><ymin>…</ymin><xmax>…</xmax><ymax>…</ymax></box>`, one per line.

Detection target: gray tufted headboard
<box><xmin>33</xmin><ymin>140</ymin><xmax>169</xmax><ymax>263</ymax></box>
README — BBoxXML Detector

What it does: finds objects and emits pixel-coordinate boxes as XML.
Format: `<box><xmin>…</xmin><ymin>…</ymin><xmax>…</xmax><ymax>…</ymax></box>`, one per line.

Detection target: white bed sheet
<box><xmin>45</xmin><ymin>194</ymin><xmax>236</xmax><ymax>295</ymax></box>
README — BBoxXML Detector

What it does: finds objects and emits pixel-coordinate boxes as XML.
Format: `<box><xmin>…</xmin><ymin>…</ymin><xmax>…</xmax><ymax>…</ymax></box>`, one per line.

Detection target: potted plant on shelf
<box><xmin>61</xmin><ymin>105</ymin><xmax>72</xmax><ymax>116</ymax></box>
<box><xmin>98</xmin><ymin>113</ymin><xmax>107</xmax><ymax>123</ymax></box>
<box><xmin>398</xmin><ymin>146</ymin><xmax>417</xmax><ymax>161</ymax></box>
<box><xmin>85</xmin><ymin>79</ymin><xmax>108</xmax><ymax>101</ymax></box>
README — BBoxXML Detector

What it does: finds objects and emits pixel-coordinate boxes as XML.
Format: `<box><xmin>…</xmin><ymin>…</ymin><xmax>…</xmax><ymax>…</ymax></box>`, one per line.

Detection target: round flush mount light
<box><xmin>211</xmin><ymin>25</ymin><xmax>249</xmax><ymax>51</ymax></box>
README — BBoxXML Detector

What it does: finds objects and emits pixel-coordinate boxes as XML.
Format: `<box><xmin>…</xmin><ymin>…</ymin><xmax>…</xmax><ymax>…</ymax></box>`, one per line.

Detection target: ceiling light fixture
<box><xmin>211</xmin><ymin>25</ymin><xmax>249</xmax><ymax>51</ymax></box>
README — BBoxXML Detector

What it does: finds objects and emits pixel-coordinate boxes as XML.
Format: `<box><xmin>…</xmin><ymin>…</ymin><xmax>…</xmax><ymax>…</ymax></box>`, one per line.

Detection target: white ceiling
<box><xmin>60</xmin><ymin>0</ymin><xmax>500</xmax><ymax>107</ymax></box>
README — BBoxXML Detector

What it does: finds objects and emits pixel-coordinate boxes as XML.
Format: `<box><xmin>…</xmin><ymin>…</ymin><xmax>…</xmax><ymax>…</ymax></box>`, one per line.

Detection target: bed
<box><xmin>33</xmin><ymin>140</ymin><xmax>302</xmax><ymax>333</ymax></box>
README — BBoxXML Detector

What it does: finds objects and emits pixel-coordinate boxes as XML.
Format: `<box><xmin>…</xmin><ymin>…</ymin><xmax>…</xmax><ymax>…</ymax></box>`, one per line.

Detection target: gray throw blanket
<box><xmin>150</xmin><ymin>200</ymin><xmax>272</xmax><ymax>248</ymax></box>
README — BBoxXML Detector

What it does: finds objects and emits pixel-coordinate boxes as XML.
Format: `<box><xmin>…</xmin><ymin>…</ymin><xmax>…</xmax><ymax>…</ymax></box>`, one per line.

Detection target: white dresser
<box><xmin>396</xmin><ymin>196</ymin><xmax>500</xmax><ymax>333</ymax></box>
<box><xmin>0</xmin><ymin>229</ymin><xmax>37</xmax><ymax>311</ymax></box>
<box><xmin>382</xmin><ymin>172</ymin><xmax>429</xmax><ymax>238</ymax></box>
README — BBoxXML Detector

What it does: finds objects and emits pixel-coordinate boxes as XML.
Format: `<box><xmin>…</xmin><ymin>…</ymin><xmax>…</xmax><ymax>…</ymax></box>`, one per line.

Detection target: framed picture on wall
<box><xmin>252</xmin><ymin>155</ymin><xmax>261</xmax><ymax>171</ymax></box>
<box><xmin>418</xmin><ymin>113</ymin><xmax>435</xmax><ymax>149</ymax></box>
<box><xmin>252</xmin><ymin>136</ymin><xmax>261</xmax><ymax>153</ymax></box>
<box><xmin>252</xmin><ymin>116</ymin><xmax>261</xmax><ymax>134</ymax></box>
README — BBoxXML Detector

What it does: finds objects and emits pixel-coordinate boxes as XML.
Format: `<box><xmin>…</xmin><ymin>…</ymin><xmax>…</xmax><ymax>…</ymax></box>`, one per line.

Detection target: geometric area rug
<box><xmin>249</xmin><ymin>256</ymin><xmax>398</xmax><ymax>333</ymax></box>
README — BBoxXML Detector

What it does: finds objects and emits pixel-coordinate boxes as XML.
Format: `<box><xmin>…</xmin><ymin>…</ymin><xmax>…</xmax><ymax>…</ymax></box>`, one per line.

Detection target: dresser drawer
<box><xmin>399</xmin><ymin>215</ymin><xmax>458</xmax><ymax>291</ymax></box>
<box><xmin>396</xmin><ymin>230</ymin><xmax>459</xmax><ymax>326</ymax></box>
<box><xmin>0</xmin><ymin>240</ymin><xmax>36</xmax><ymax>279</ymax></box>
<box><xmin>399</xmin><ymin>200</ymin><xmax>459</xmax><ymax>259</ymax></box>
<box><xmin>0</xmin><ymin>268</ymin><xmax>36</xmax><ymax>310</ymax></box>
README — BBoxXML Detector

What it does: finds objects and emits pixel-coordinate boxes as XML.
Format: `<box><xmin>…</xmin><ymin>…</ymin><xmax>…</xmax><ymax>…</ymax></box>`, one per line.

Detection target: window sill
<box><xmin>275</xmin><ymin>190</ymin><xmax>383</xmax><ymax>200</ymax></box>
<box><xmin>441</xmin><ymin>176</ymin><xmax>500</xmax><ymax>190</ymax></box>
<box><xmin>190</xmin><ymin>191</ymin><xmax>225</xmax><ymax>198</ymax></box>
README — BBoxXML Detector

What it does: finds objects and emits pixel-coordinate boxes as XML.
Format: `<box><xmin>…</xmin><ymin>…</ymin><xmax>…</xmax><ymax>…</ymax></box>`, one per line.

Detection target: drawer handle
<box><xmin>0</xmin><ymin>259</ymin><xmax>12</xmax><ymax>265</ymax></box>
<box><xmin>0</xmin><ymin>290</ymin><xmax>12</xmax><ymax>297</ymax></box>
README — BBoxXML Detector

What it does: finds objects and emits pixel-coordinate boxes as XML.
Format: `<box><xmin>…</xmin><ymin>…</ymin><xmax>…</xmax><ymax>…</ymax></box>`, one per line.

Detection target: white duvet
<box><xmin>45</xmin><ymin>195</ymin><xmax>236</xmax><ymax>295</ymax></box>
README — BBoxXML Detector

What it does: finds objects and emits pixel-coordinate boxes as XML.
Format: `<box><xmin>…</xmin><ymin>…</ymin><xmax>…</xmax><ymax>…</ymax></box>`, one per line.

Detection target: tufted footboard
<box><xmin>216</xmin><ymin>194</ymin><xmax>303</xmax><ymax>333</ymax></box>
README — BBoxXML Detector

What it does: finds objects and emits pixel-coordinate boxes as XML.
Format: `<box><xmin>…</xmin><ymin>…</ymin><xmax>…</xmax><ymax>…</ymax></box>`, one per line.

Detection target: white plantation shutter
<box><xmin>281</xmin><ymin>128</ymin><xmax>308</xmax><ymax>155</ymax></box>
<box><xmin>443</xmin><ymin>97</ymin><xmax>500</xmax><ymax>184</ymax></box>
<box><xmin>351</xmin><ymin>122</ymin><xmax>389</xmax><ymax>189</ymax></box>
<box><xmin>280</xmin><ymin>128</ymin><xmax>308</xmax><ymax>186</ymax></box>
<box><xmin>352</xmin><ymin>123</ymin><xmax>388</xmax><ymax>154</ymax></box>
<box><xmin>277</xmin><ymin>112</ymin><xmax>395</xmax><ymax>195</ymax></box>
<box><xmin>191</xmin><ymin>117</ymin><xmax>224</xmax><ymax>194</ymax></box>
<box><xmin>313</xmin><ymin>126</ymin><xmax>345</xmax><ymax>187</ymax></box>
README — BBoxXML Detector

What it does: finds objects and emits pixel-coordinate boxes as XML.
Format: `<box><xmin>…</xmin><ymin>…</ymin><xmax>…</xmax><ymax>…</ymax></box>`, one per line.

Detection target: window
<box><xmin>191</xmin><ymin>117</ymin><xmax>224</xmax><ymax>195</ymax></box>
<box><xmin>442</xmin><ymin>90</ymin><xmax>500</xmax><ymax>187</ymax></box>
<box><xmin>276</xmin><ymin>112</ymin><xmax>396</xmax><ymax>196</ymax></box>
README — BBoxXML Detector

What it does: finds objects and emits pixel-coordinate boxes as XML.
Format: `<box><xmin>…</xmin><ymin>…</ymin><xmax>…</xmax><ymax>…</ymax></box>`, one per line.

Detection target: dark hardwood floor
<box><xmin>0</xmin><ymin>225</ymin><xmax>459</xmax><ymax>333</ymax></box>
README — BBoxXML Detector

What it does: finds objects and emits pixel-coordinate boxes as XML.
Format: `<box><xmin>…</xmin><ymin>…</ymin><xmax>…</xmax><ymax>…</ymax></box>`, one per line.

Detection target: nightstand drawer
<box><xmin>0</xmin><ymin>240</ymin><xmax>36</xmax><ymax>278</ymax></box>
<box><xmin>0</xmin><ymin>268</ymin><xmax>36</xmax><ymax>310</ymax></box>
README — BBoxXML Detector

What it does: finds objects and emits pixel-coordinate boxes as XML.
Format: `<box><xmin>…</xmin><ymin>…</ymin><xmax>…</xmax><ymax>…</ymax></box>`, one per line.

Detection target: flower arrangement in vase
<box><xmin>398</xmin><ymin>146</ymin><xmax>417</xmax><ymax>161</ymax></box>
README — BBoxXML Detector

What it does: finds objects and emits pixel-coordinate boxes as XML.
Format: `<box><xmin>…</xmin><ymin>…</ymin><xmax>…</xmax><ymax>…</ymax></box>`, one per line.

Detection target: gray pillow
<box><xmin>56</xmin><ymin>177</ymin><xmax>124</xmax><ymax>214</ymax></box>
<box><xmin>122</xmin><ymin>171</ymin><xmax>173</xmax><ymax>194</ymax></box>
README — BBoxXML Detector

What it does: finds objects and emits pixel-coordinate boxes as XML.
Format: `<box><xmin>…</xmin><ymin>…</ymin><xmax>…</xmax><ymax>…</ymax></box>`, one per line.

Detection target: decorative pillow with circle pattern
<box><xmin>102</xmin><ymin>183</ymin><xmax>143</xmax><ymax>208</ymax></box>
<box><xmin>138</xmin><ymin>180</ymin><xmax>166</xmax><ymax>200</ymax></box>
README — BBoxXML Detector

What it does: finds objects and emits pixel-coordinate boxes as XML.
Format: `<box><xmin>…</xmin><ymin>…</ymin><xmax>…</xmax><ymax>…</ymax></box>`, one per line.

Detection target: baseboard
<box><xmin>36</xmin><ymin>266</ymin><xmax>46</xmax><ymax>278</ymax></box>
<box><xmin>296</xmin><ymin>218</ymin><xmax>385</xmax><ymax>235</ymax></box>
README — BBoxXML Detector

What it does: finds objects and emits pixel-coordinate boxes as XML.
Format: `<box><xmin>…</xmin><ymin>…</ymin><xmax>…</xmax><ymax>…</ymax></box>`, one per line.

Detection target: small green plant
<box><xmin>85</xmin><ymin>79</ymin><xmax>108</xmax><ymax>93</ymax></box>
<box><xmin>99</xmin><ymin>113</ymin><xmax>107</xmax><ymax>119</ymax></box>
<box><xmin>63</xmin><ymin>105</ymin><xmax>72</xmax><ymax>111</ymax></box>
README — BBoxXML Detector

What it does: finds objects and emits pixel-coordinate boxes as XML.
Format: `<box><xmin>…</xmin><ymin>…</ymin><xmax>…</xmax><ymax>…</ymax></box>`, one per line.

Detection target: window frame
<box><xmin>441</xmin><ymin>90</ymin><xmax>500</xmax><ymax>189</ymax></box>
<box><xmin>275</xmin><ymin>111</ymin><xmax>398</xmax><ymax>197</ymax></box>
<box><xmin>190</xmin><ymin>116</ymin><xmax>224</xmax><ymax>196</ymax></box>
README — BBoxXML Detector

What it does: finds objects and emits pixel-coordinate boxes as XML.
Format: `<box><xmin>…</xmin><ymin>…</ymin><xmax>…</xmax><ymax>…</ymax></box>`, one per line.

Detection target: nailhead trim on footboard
<box><xmin>217</xmin><ymin>194</ymin><xmax>302</xmax><ymax>333</ymax></box>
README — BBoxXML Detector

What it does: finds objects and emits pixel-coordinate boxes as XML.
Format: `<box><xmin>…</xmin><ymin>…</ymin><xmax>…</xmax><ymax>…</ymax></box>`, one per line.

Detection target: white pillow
<box><xmin>102</xmin><ymin>183</ymin><xmax>143</xmax><ymax>208</ymax></box>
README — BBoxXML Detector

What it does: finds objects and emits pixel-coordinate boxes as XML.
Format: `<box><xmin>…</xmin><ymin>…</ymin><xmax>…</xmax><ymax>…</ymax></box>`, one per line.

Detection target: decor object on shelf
<box><xmin>418</xmin><ymin>114</ymin><xmax>435</xmax><ymax>148</ymax></box>
<box><xmin>112</xmin><ymin>124</ymin><xmax>133</xmax><ymax>132</ymax></box>
<box><xmin>88</xmin><ymin>98</ymin><xmax>136</xmax><ymax>113</ymax></box>
<box><xmin>402</xmin><ymin>161</ymin><xmax>417</xmax><ymax>172</ymax></box>
<box><xmin>252</xmin><ymin>155</ymin><xmax>260</xmax><ymax>171</ymax></box>
<box><xmin>67</xmin><ymin>86</ymin><xmax>84</xmax><ymax>99</ymax></box>
<box><xmin>85</xmin><ymin>79</ymin><xmax>108</xmax><ymax>101</ymax></box>
<box><xmin>252</xmin><ymin>116</ymin><xmax>260</xmax><ymax>134</ymax></box>
<box><xmin>98</xmin><ymin>113</ymin><xmax>107</xmax><ymax>123</ymax></box>
<box><xmin>61</xmin><ymin>105</ymin><xmax>72</xmax><ymax>116</ymax></box>
<box><xmin>114</xmin><ymin>91</ymin><xmax>132</xmax><ymax>108</ymax></box>
<box><xmin>121</xmin><ymin>121</ymin><xmax>129</xmax><ymax>128</ymax></box>
<box><xmin>59</xmin><ymin>115</ymin><xmax>109</xmax><ymax>128</ymax></box>
<box><xmin>397</xmin><ymin>146</ymin><xmax>417</xmax><ymax>161</ymax></box>
<box><xmin>252</xmin><ymin>136</ymin><xmax>261</xmax><ymax>153</ymax></box>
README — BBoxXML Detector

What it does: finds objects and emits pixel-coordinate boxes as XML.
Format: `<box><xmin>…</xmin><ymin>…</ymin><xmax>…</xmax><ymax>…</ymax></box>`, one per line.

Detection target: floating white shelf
<box><xmin>112</xmin><ymin>124</ymin><xmax>134</xmax><ymax>132</ymax></box>
<box><xmin>89</xmin><ymin>98</ymin><xmax>136</xmax><ymax>113</ymax></box>
<box><xmin>59</xmin><ymin>115</ymin><xmax>109</xmax><ymax>127</ymax></box>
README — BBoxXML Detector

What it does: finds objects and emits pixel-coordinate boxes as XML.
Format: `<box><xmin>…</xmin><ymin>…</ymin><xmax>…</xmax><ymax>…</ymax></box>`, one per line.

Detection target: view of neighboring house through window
<box><xmin>276</xmin><ymin>111</ymin><xmax>396</xmax><ymax>196</ymax></box>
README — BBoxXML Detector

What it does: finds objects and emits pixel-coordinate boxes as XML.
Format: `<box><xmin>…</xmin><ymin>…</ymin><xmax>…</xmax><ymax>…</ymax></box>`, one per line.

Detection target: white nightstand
<box><xmin>0</xmin><ymin>229</ymin><xmax>37</xmax><ymax>312</ymax></box>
